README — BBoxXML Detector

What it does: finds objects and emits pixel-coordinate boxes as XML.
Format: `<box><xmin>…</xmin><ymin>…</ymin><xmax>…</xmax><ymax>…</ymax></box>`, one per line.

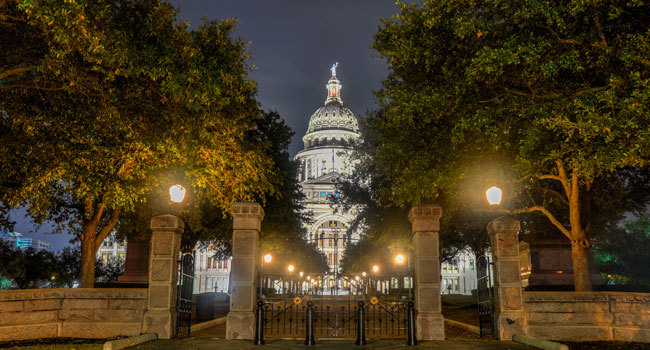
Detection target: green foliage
<box><xmin>0</xmin><ymin>0</ymin><xmax>278</xmax><ymax>285</ymax></box>
<box><xmin>95</xmin><ymin>256</ymin><xmax>124</xmax><ymax>283</ymax></box>
<box><xmin>595</xmin><ymin>215</ymin><xmax>650</xmax><ymax>287</ymax></box>
<box><xmin>116</xmin><ymin>110</ymin><xmax>328</xmax><ymax>273</ymax></box>
<box><xmin>51</xmin><ymin>247</ymin><xmax>81</xmax><ymax>288</ymax></box>
<box><xmin>0</xmin><ymin>240</ymin><xmax>56</xmax><ymax>289</ymax></box>
<box><xmin>371</xmin><ymin>0</ymin><xmax>649</xmax><ymax>206</ymax></box>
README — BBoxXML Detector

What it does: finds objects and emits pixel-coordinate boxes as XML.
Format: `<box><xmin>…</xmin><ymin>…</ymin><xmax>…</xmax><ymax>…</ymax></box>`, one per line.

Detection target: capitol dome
<box><xmin>306</xmin><ymin>100</ymin><xmax>359</xmax><ymax>134</ymax></box>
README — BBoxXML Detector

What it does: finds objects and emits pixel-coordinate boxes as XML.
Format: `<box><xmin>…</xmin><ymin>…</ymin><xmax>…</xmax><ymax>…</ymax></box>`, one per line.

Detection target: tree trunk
<box><xmin>568</xmin><ymin>172</ymin><xmax>592</xmax><ymax>291</ymax></box>
<box><xmin>80</xmin><ymin>226</ymin><xmax>97</xmax><ymax>288</ymax></box>
<box><xmin>570</xmin><ymin>237</ymin><xmax>592</xmax><ymax>291</ymax></box>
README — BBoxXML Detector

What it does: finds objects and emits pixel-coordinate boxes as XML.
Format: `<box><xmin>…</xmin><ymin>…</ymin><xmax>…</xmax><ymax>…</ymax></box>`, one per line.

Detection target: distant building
<box><xmin>294</xmin><ymin>64</ymin><xmax>362</xmax><ymax>277</ymax></box>
<box><xmin>96</xmin><ymin>232</ymin><xmax>126</xmax><ymax>263</ymax></box>
<box><xmin>193</xmin><ymin>245</ymin><xmax>231</xmax><ymax>294</ymax></box>
<box><xmin>440</xmin><ymin>249</ymin><xmax>481</xmax><ymax>295</ymax></box>
<box><xmin>0</xmin><ymin>231</ymin><xmax>51</xmax><ymax>251</ymax></box>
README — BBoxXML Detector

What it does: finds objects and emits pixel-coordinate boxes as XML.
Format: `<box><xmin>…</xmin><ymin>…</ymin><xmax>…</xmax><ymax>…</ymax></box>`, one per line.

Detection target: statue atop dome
<box><xmin>330</xmin><ymin>62</ymin><xmax>338</xmax><ymax>76</ymax></box>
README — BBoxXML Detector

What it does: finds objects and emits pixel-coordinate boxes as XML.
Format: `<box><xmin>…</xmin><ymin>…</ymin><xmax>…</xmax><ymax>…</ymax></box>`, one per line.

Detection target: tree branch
<box><xmin>0</xmin><ymin>66</ymin><xmax>35</xmax><ymax>80</ymax></box>
<box><xmin>594</xmin><ymin>16</ymin><xmax>608</xmax><ymax>48</ymax></box>
<box><xmin>95</xmin><ymin>206</ymin><xmax>122</xmax><ymax>247</ymax></box>
<box><xmin>556</xmin><ymin>160</ymin><xmax>571</xmax><ymax>199</ymax></box>
<box><xmin>512</xmin><ymin>206</ymin><xmax>572</xmax><ymax>239</ymax></box>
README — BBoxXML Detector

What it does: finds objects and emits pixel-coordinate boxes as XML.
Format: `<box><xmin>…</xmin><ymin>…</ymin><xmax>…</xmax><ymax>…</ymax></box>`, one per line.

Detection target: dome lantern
<box><xmin>326</xmin><ymin>62</ymin><xmax>342</xmax><ymax>104</ymax></box>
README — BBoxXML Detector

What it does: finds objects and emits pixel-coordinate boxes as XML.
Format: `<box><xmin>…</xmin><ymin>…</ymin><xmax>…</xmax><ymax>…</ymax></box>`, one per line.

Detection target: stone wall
<box><xmin>0</xmin><ymin>288</ymin><xmax>147</xmax><ymax>342</ymax></box>
<box><xmin>524</xmin><ymin>291</ymin><xmax>650</xmax><ymax>342</ymax></box>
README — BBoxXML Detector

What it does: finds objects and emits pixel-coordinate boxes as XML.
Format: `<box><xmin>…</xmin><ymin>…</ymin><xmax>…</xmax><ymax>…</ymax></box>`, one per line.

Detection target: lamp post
<box><xmin>260</xmin><ymin>253</ymin><xmax>272</xmax><ymax>297</ymax></box>
<box><xmin>396</xmin><ymin>253</ymin><xmax>412</xmax><ymax>299</ymax></box>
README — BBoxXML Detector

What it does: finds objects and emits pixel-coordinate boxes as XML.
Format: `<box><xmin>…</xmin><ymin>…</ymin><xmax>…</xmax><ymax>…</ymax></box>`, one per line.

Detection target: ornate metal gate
<box><xmin>176</xmin><ymin>249</ymin><xmax>194</xmax><ymax>335</ymax></box>
<box><xmin>476</xmin><ymin>254</ymin><xmax>494</xmax><ymax>338</ymax></box>
<box><xmin>257</xmin><ymin>273</ymin><xmax>412</xmax><ymax>340</ymax></box>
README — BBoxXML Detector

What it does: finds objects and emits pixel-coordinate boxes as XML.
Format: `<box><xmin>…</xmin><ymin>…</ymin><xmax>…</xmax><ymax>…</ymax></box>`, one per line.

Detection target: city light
<box><xmin>264</xmin><ymin>254</ymin><xmax>272</xmax><ymax>263</ymax></box>
<box><xmin>355</xmin><ymin>276</ymin><xmax>360</xmax><ymax>281</ymax></box>
<box><xmin>372</xmin><ymin>265</ymin><xmax>379</xmax><ymax>273</ymax></box>
<box><xmin>362</xmin><ymin>272</ymin><xmax>367</xmax><ymax>277</ymax></box>
<box><xmin>396</xmin><ymin>254</ymin><xmax>405</xmax><ymax>264</ymax></box>
<box><xmin>169</xmin><ymin>184</ymin><xmax>186</xmax><ymax>203</ymax></box>
<box><xmin>288</xmin><ymin>264</ymin><xmax>294</xmax><ymax>272</ymax></box>
<box><xmin>486</xmin><ymin>186</ymin><xmax>503</xmax><ymax>205</ymax></box>
<box><xmin>299</xmin><ymin>271</ymin><xmax>304</xmax><ymax>277</ymax></box>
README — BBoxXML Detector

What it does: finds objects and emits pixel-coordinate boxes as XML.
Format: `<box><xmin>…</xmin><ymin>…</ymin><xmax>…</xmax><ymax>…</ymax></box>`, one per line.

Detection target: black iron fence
<box><xmin>476</xmin><ymin>255</ymin><xmax>494</xmax><ymax>338</ymax></box>
<box><xmin>176</xmin><ymin>250</ymin><xmax>194</xmax><ymax>336</ymax></box>
<box><xmin>255</xmin><ymin>295</ymin><xmax>416</xmax><ymax>344</ymax></box>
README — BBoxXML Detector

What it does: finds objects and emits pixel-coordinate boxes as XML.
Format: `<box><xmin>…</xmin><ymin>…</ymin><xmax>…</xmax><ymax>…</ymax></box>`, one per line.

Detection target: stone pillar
<box><xmin>408</xmin><ymin>204</ymin><xmax>444</xmax><ymax>340</ymax></box>
<box><xmin>226</xmin><ymin>202</ymin><xmax>264</xmax><ymax>340</ymax></box>
<box><xmin>487</xmin><ymin>216</ymin><xmax>526</xmax><ymax>340</ymax></box>
<box><xmin>142</xmin><ymin>215</ymin><xmax>184</xmax><ymax>339</ymax></box>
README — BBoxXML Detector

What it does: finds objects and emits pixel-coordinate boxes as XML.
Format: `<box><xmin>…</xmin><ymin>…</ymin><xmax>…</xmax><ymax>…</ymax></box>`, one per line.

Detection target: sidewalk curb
<box><xmin>103</xmin><ymin>333</ymin><xmax>157</xmax><ymax>350</ymax></box>
<box><xmin>190</xmin><ymin>316</ymin><xmax>227</xmax><ymax>333</ymax></box>
<box><xmin>443</xmin><ymin>318</ymin><xmax>480</xmax><ymax>335</ymax></box>
<box><xmin>513</xmin><ymin>334</ymin><xmax>569</xmax><ymax>350</ymax></box>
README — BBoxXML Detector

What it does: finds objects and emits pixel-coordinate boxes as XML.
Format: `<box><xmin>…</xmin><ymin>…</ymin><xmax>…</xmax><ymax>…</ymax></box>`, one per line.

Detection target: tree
<box><xmin>595</xmin><ymin>215</ymin><xmax>650</xmax><ymax>288</ymax></box>
<box><xmin>0</xmin><ymin>241</ymin><xmax>55</xmax><ymax>289</ymax></box>
<box><xmin>95</xmin><ymin>256</ymin><xmax>125</xmax><ymax>283</ymax></box>
<box><xmin>52</xmin><ymin>246</ymin><xmax>81</xmax><ymax>288</ymax></box>
<box><xmin>370</xmin><ymin>0</ymin><xmax>650</xmax><ymax>290</ymax></box>
<box><xmin>0</xmin><ymin>0</ymin><xmax>276</xmax><ymax>287</ymax></box>
<box><xmin>333</xmin><ymin>110</ymin><xmax>468</xmax><ymax>273</ymax></box>
<box><xmin>116</xmin><ymin>110</ymin><xmax>328</xmax><ymax>273</ymax></box>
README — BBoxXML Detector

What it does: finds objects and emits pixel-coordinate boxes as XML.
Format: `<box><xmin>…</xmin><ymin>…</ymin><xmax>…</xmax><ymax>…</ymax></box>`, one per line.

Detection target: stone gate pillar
<box><xmin>226</xmin><ymin>202</ymin><xmax>264</xmax><ymax>339</ymax></box>
<box><xmin>487</xmin><ymin>216</ymin><xmax>526</xmax><ymax>340</ymax></box>
<box><xmin>142</xmin><ymin>214</ymin><xmax>184</xmax><ymax>339</ymax></box>
<box><xmin>408</xmin><ymin>204</ymin><xmax>444</xmax><ymax>340</ymax></box>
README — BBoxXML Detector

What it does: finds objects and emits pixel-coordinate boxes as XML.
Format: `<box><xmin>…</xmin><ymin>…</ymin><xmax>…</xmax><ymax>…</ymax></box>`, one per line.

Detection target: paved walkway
<box><xmin>127</xmin><ymin>324</ymin><xmax>536</xmax><ymax>350</ymax></box>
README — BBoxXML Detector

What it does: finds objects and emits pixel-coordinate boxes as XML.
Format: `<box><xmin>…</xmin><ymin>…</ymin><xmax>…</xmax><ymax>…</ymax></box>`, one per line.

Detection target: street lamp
<box><xmin>299</xmin><ymin>271</ymin><xmax>304</xmax><ymax>277</ymax></box>
<box><xmin>395</xmin><ymin>253</ymin><xmax>412</xmax><ymax>299</ymax></box>
<box><xmin>372</xmin><ymin>265</ymin><xmax>379</xmax><ymax>273</ymax></box>
<box><xmin>288</xmin><ymin>264</ymin><xmax>294</xmax><ymax>272</ymax></box>
<box><xmin>362</xmin><ymin>272</ymin><xmax>367</xmax><ymax>277</ymax></box>
<box><xmin>260</xmin><ymin>253</ymin><xmax>272</xmax><ymax>297</ymax></box>
<box><xmin>169</xmin><ymin>184</ymin><xmax>186</xmax><ymax>203</ymax></box>
<box><xmin>486</xmin><ymin>186</ymin><xmax>502</xmax><ymax>205</ymax></box>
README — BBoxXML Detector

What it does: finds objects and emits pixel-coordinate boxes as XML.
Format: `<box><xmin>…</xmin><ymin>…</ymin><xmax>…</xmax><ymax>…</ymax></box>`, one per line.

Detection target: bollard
<box><xmin>254</xmin><ymin>300</ymin><xmax>265</xmax><ymax>345</ymax></box>
<box><xmin>305</xmin><ymin>301</ymin><xmax>315</xmax><ymax>346</ymax></box>
<box><xmin>356</xmin><ymin>301</ymin><xmax>366</xmax><ymax>346</ymax></box>
<box><xmin>407</xmin><ymin>300</ymin><xmax>417</xmax><ymax>346</ymax></box>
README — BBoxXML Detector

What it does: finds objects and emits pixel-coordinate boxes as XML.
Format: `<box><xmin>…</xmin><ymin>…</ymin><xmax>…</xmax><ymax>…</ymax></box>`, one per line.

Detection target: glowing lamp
<box><xmin>169</xmin><ymin>184</ymin><xmax>186</xmax><ymax>203</ymax></box>
<box><xmin>263</xmin><ymin>254</ymin><xmax>272</xmax><ymax>263</ymax></box>
<box><xmin>362</xmin><ymin>272</ymin><xmax>367</xmax><ymax>277</ymax></box>
<box><xmin>355</xmin><ymin>276</ymin><xmax>360</xmax><ymax>281</ymax></box>
<box><xmin>288</xmin><ymin>264</ymin><xmax>294</xmax><ymax>272</ymax></box>
<box><xmin>396</xmin><ymin>254</ymin><xmax>405</xmax><ymax>264</ymax></box>
<box><xmin>486</xmin><ymin>186</ymin><xmax>502</xmax><ymax>205</ymax></box>
<box><xmin>299</xmin><ymin>271</ymin><xmax>304</xmax><ymax>277</ymax></box>
<box><xmin>372</xmin><ymin>265</ymin><xmax>379</xmax><ymax>273</ymax></box>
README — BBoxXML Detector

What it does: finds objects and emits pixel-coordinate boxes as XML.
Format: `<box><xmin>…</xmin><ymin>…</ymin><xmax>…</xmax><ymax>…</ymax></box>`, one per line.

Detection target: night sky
<box><xmin>169</xmin><ymin>0</ymin><xmax>398</xmax><ymax>156</ymax></box>
<box><xmin>11</xmin><ymin>0</ymin><xmax>400</xmax><ymax>250</ymax></box>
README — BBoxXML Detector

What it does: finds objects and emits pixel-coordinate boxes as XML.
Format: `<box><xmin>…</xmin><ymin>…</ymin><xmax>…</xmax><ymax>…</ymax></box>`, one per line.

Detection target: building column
<box><xmin>142</xmin><ymin>214</ymin><xmax>184</xmax><ymax>339</ymax></box>
<box><xmin>408</xmin><ymin>204</ymin><xmax>445</xmax><ymax>340</ymax></box>
<box><xmin>226</xmin><ymin>202</ymin><xmax>264</xmax><ymax>339</ymax></box>
<box><xmin>487</xmin><ymin>216</ymin><xmax>526</xmax><ymax>340</ymax></box>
